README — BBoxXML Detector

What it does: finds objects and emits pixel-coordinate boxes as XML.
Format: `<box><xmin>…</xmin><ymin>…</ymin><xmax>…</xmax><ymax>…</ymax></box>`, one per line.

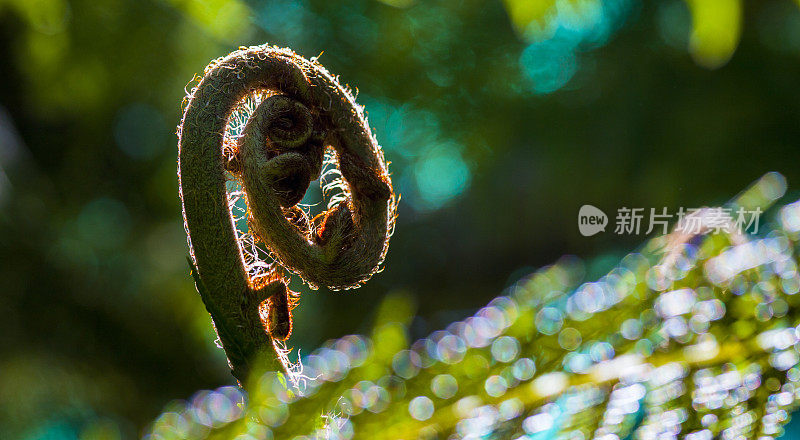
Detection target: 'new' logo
<box><xmin>578</xmin><ymin>205</ymin><xmax>607</xmax><ymax>236</ymax></box>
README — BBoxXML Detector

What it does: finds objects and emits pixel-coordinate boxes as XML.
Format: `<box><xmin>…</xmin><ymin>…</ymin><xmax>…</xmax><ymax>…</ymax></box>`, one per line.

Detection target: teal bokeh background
<box><xmin>1</xmin><ymin>0</ymin><xmax>800</xmax><ymax>437</ymax></box>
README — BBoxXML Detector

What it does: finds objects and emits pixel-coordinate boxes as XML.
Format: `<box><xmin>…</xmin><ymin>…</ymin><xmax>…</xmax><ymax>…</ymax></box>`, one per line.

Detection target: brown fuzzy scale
<box><xmin>178</xmin><ymin>45</ymin><xmax>396</xmax><ymax>382</ymax></box>
<box><xmin>263</xmin><ymin>287</ymin><xmax>295</xmax><ymax>341</ymax></box>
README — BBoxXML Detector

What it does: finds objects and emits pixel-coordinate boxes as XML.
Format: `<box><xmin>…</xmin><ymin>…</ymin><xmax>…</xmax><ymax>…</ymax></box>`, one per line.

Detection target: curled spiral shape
<box><xmin>178</xmin><ymin>45</ymin><xmax>396</xmax><ymax>381</ymax></box>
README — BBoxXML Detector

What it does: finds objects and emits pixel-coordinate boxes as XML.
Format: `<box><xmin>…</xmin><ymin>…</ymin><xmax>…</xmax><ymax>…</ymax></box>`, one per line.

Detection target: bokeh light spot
<box><xmin>408</xmin><ymin>396</ymin><xmax>434</xmax><ymax>421</ymax></box>
<box><xmin>414</xmin><ymin>142</ymin><xmax>470</xmax><ymax>209</ymax></box>
<box><xmin>431</xmin><ymin>374</ymin><xmax>458</xmax><ymax>399</ymax></box>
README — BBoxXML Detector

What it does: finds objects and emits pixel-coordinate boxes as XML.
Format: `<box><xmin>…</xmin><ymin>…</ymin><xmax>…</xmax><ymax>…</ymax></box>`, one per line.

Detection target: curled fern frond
<box><xmin>178</xmin><ymin>44</ymin><xmax>396</xmax><ymax>382</ymax></box>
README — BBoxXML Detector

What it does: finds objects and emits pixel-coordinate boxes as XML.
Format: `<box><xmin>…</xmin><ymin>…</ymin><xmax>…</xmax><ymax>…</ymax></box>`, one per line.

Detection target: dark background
<box><xmin>1</xmin><ymin>0</ymin><xmax>799</xmax><ymax>437</ymax></box>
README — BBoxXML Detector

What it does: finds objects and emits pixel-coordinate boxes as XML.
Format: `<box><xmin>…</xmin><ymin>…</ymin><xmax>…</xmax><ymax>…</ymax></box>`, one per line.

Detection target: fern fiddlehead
<box><xmin>178</xmin><ymin>45</ymin><xmax>396</xmax><ymax>382</ymax></box>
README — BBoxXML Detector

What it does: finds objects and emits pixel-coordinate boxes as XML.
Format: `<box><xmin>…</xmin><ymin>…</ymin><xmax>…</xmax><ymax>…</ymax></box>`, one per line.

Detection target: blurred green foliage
<box><xmin>144</xmin><ymin>174</ymin><xmax>800</xmax><ymax>439</ymax></box>
<box><xmin>1</xmin><ymin>0</ymin><xmax>800</xmax><ymax>438</ymax></box>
